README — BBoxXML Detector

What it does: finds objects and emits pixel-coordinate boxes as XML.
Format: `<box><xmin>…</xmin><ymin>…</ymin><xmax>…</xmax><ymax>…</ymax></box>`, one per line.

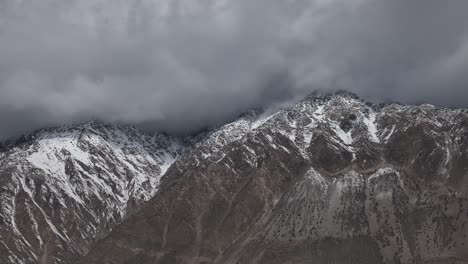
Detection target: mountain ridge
<box><xmin>1</xmin><ymin>92</ymin><xmax>468</xmax><ymax>263</ymax></box>
<box><xmin>0</xmin><ymin>121</ymin><xmax>184</xmax><ymax>263</ymax></box>
<box><xmin>78</xmin><ymin>92</ymin><xmax>468</xmax><ymax>264</ymax></box>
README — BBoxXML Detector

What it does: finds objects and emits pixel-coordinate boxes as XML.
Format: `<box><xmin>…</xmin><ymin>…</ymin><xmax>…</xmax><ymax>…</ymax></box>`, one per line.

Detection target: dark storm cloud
<box><xmin>0</xmin><ymin>0</ymin><xmax>468</xmax><ymax>139</ymax></box>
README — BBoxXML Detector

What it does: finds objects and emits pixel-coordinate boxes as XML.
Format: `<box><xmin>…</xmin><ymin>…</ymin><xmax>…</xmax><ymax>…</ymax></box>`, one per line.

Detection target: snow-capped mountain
<box><xmin>78</xmin><ymin>92</ymin><xmax>468</xmax><ymax>264</ymax></box>
<box><xmin>0</xmin><ymin>122</ymin><xmax>183</xmax><ymax>263</ymax></box>
<box><xmin>1</xmin><ymin>92</ymin><xmax>468</xmax><ymax>264</ymax></box>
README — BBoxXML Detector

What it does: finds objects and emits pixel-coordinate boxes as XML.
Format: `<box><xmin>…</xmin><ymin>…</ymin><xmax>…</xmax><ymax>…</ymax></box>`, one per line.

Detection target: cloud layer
<box><xmin>1</xmin><ymin>0</ymin><xmax>468</xmax><ymax>139</ymax></box>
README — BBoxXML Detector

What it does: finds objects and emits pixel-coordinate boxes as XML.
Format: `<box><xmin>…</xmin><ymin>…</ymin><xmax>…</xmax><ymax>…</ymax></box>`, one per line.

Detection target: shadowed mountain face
<box><xmin>75</xmin><ymin>93</ymin><xmax>468</xmax><ymax>264</ymax></box>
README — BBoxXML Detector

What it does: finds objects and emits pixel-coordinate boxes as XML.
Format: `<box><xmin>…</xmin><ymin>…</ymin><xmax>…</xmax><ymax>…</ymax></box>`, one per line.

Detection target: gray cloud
<box><xmin>1</xmin><ymin>0</ymin><xmax>468</xmax><ymax>139</ymax></box>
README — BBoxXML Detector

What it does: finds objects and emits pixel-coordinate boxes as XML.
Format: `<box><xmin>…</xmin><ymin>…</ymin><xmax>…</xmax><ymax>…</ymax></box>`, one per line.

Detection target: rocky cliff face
<box><xmin>0</xmin><ymin>122</ymin><xmax>183</xmax><ymax>263</ymax></box>
<box><xmin>76</xmin><ymin>92</ymin><xmax>468</xmax><ymax>264</ymax></box>
<box><xmin>2</xmin><ymin>93</ymin><xmax>468</xmax><ymax>264</ymax></box>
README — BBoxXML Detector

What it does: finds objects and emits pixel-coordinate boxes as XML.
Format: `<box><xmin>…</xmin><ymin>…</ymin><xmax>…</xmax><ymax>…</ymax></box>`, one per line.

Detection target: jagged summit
<box><xmin>2</xmin><ymin>120</ymin><xmax>128</xmax><ymax>148</ymax></box>
<box><xmin>303</xmin><ymin>90</ymin><xmax>360</xmax><ymax>102</ymax></box>
<box><xmin>1</xmin><ymin>92</ymin><xmax>468</xmax><ymax>264</ymax></box>
<box><xmin>77</xmin><ymin>92</ymin><xmax>467</xmax><ymax>264</ymax></box>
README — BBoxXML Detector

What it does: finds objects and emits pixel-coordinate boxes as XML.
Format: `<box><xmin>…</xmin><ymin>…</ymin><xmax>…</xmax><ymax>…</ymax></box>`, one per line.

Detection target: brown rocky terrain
<box><xmin>76</xmin><ymin>92</ymin><xmax>468</xmax><ymax>264</ymax></box>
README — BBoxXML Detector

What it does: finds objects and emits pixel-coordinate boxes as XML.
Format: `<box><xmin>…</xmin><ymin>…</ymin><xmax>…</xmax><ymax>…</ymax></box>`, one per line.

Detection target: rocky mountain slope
<box><xmin>77</xmin><ymin>92</ymin><xmax>468</xmax><ymax>264</ymax></box>
<box><xmin>0</xmin><ymin>122</ymin><xmax>183</xmax><ymax>263</ymax></box>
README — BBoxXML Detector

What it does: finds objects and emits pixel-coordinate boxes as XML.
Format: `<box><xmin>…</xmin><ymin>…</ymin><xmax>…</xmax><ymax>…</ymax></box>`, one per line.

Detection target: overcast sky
<box><xmin>1</xmin><ymin>0</ymin><xmax>468</xmax><ymax>140</ymax></box>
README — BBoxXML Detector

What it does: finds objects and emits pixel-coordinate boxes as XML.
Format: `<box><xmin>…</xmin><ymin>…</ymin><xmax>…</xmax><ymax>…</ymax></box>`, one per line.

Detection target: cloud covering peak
<box><xmin>1</xmin><ymin>0</ymin><xmax>468</xmax><ymax>139</ymax></box>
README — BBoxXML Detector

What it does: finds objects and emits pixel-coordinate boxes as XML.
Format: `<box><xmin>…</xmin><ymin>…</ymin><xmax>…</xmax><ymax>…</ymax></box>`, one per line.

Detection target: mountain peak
<box><xmin>76</xmin><ymin>91</ymin><xmax>468</xmax><ymax>264</ymax></box>
<box><xmin>303</xmin><ymin>90</ymin><xmax>361</xmax><ymax>102</ymax></box>
<box><xmin>2</xmin><ymin>92</ymin><xmax>468</xmax><ymax>264</ymax></box>
<box><xmin>333</xmin><ymin>90</ymin><xmax>360</xmax><ymax>99</ymax></box>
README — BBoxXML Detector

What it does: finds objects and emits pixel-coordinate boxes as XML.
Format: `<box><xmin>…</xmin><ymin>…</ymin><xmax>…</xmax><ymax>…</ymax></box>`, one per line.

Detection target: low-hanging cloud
<box><xmin>1</xmin><ymin>0</ymin><xmax>468</xmax><ymax>140</ymax></box>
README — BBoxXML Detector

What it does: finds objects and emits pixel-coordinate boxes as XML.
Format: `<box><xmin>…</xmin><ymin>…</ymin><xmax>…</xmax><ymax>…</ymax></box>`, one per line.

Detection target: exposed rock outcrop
<box><xmin>77</xmin><ymin>93</ymin><xmax>468</xmax><ymax>264</ymax></box>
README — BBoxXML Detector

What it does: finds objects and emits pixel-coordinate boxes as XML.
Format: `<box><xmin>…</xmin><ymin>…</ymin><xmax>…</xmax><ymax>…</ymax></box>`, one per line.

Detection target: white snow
<box><xmin>252</xmin><ymin>110</ymin><xmax>278</xmax><ymax>129</ymax></box>
<box><xmin>159</xmin><ymin>151</ymin><xmax>177</xmax><ymax>176</ymax></box>
<box><xmin>363</xmin><ymin>112</ymin><xmax>380</xmax><ymax>143</ymax></box>
<box><xmin>303</xmin><ymin>131</ymin><xmax>313</xmax><ymax>145</ymax></box>
<box><xmin>313</xmin><ymin>105</ymin><xmax>325</xmax><ymax>121</ymax></box>
<box><xmin>265</xmin><ymin>134</ymin><xmax>274</xmax><ymax>142</ymax></box>
<box><xmin>368</xmin><ymin>167</ymin><xmax>396</xmax><ymax>181</ymax></box>
<box><xmin>383</xmin><ymin>125</ymin><xmax>396</xmax><ymax>142</ymax></box>
<box><xmin>27</xmin><ymin>132</ymin><xmax>90</xmax><ymax>176</ymax></box>
<box><xmin>331</xmin><ymin>123</ymin><xmax>353</xmax><ymax>145</ymax></box>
